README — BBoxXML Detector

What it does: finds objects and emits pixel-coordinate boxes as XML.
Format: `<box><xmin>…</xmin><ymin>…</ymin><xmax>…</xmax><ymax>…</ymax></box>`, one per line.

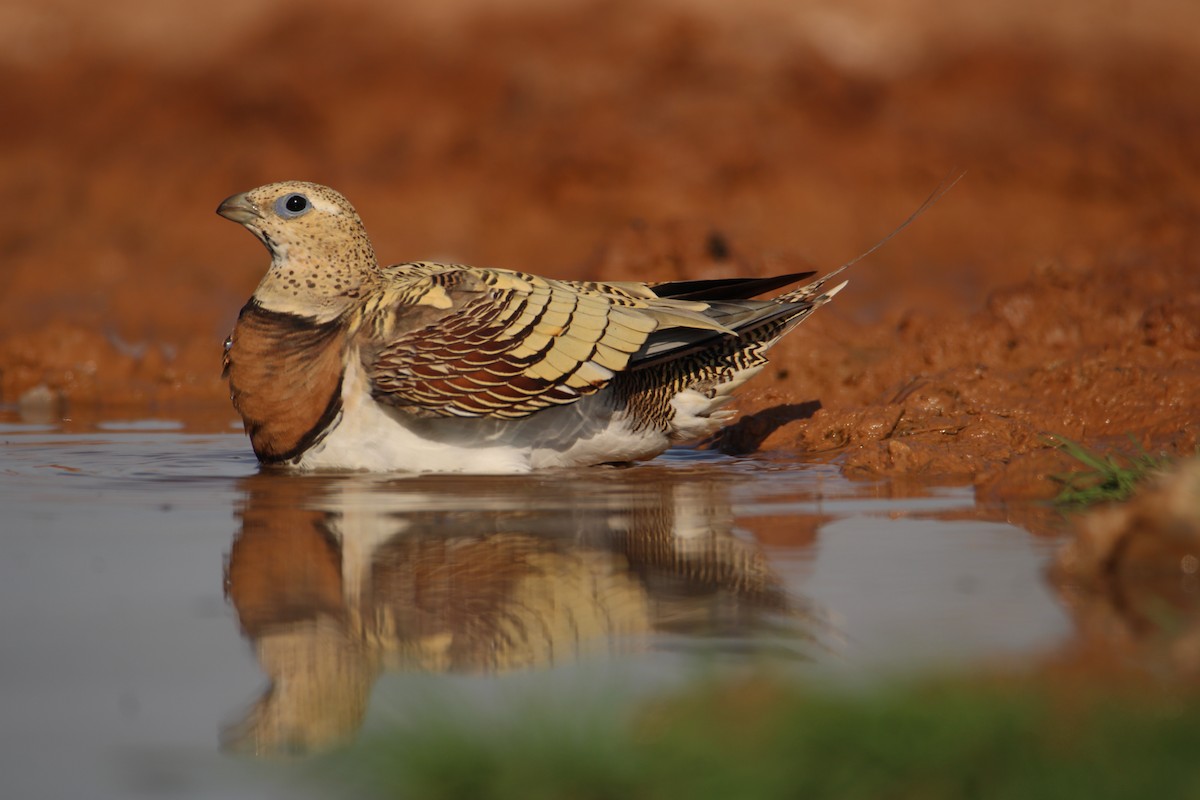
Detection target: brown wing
<box><xmin>365</xmin><ymin>263</ymin><xmax>729</xmax><ymax>419</ymax></box>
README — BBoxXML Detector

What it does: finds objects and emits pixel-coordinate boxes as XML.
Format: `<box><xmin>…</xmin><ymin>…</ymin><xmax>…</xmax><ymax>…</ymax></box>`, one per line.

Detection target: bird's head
<box><xmin>218</xmin><ymin>181</ymin><xmax>379</xmax><ymax>320</ymax></box>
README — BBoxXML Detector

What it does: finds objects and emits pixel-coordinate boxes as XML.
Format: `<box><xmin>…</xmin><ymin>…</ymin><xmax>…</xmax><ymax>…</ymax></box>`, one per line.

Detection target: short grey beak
<box><xmin>216</xmin><ymin>192</ymin><xmax>262</xmax><ymax>224</ymax></box>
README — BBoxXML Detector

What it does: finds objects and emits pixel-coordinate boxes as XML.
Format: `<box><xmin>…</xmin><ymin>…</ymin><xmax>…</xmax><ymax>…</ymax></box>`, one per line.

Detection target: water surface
<box><xmin>0</xmin><ymin>417</ymin><xmax>1071</xmax><ymax>798</ymax></box>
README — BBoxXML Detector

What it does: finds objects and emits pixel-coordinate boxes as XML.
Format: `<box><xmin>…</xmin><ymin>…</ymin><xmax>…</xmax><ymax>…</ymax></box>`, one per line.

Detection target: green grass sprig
<box><xmin>1048</xmin><ymin>435</ymin><xmax>1170</xmax><ymax>508</ymax></box>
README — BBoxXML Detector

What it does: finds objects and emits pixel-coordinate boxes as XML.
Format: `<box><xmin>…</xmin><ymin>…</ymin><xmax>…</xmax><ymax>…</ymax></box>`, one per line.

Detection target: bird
<box><xmin>217</xmin><ymin>181</ymin><xmax>848</xmax><ymax>473</ymax></box>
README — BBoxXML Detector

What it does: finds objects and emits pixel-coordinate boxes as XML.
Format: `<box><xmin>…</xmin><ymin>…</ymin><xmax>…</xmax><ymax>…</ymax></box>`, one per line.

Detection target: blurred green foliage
<box><xmin>314</xmin><ymin>675</ymin><xmax>1200</xmax><ymax>800</ymax></box>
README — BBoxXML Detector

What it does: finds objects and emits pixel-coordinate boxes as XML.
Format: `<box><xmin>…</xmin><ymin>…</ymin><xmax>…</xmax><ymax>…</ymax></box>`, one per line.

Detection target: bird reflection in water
<box><xmin>221</xmin><ymin>467</ymin><xmax>821</xmax><ymax>756</ymax></box>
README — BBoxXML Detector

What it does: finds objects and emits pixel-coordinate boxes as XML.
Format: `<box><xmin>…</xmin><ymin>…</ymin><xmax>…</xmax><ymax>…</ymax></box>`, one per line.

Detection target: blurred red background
<box><xmin>1</xmin><ymin>0</ymin><xmax>1197</xmax><ymax>486</ymax></box>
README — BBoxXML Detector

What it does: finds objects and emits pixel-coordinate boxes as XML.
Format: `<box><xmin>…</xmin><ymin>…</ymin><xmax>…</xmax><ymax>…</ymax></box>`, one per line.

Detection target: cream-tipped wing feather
<box><xmin>364</xmin><ymin>262</ymin><xmax>734</xmax><ymax>419</ymax></box>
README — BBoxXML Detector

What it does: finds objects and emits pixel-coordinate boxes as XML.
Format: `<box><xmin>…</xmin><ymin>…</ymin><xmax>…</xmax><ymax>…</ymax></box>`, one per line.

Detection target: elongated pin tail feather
<box><xmin>820</xmin><ymin>170</ymin><xmax>965</xmax><ymax>285</ymax></box>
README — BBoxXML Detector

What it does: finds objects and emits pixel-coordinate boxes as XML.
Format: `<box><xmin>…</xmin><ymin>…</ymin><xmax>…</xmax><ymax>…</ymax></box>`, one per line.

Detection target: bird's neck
<box><xmin>253</xmin><ymin>242</ymin><xmax>381</xmax><ymax>323</ymax></box>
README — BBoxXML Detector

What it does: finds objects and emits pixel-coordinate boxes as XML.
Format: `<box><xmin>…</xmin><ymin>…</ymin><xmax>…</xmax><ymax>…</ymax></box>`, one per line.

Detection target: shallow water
<box><xmin>0</xmin><ymin>417</ymin><xmax>1071</xmax><ymax>798</ymax></box>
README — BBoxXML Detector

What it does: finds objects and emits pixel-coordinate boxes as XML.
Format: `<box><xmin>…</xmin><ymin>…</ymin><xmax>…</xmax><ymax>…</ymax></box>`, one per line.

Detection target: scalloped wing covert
<box><xmin>364</xmin><ymin>263</ymin><xmax>732</xmax><ymax>419</ymax></box>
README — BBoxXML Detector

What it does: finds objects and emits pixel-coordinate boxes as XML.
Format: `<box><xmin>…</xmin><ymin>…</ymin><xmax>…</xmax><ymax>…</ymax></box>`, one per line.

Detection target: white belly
<box><xmin>294</xmin><ymin>362</ymin><xmax>674</xmax><ymax>473</ymax></box>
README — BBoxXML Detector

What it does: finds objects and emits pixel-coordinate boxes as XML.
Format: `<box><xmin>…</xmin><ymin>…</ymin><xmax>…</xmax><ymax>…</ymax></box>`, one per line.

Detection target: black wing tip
<box><xmin>649</xmin><ymin>272</ymin><xmax>818</xmax><ymax>301</ymax></box>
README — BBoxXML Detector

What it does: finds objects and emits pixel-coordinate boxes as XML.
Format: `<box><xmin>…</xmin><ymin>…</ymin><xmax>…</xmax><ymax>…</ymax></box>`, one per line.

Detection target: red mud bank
<box><xmin>714</xmin><ymin>251</ymin><xmax>1200</xmax><ymax>499</ymax></box>
<box><xmin>1</xmin><ymin>1</ymin><xmax>1197</xmax><ymax>495</ymax></box>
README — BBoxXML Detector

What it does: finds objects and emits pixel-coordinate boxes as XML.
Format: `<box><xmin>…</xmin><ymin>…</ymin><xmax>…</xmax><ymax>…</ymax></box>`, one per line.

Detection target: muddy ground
<box><xmin>1</xmin><ymin>0</ymin><xmax>1197</xmax><ymax>499</ymax></box>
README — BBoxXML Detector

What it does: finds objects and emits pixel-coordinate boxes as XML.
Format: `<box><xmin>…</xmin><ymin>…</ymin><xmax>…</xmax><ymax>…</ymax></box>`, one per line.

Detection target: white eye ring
<box><xmin>275</xmin><ymin>193</ymin><xmax>311</xmax><ymax>219</ymax></box>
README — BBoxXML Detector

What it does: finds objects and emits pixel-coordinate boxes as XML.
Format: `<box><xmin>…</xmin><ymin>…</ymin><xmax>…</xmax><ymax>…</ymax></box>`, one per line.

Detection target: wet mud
<box><xmin>1048</xmin><ymin>458</ymin><xmax>1200</xmax><ymax>676</ymax></box>
<box><xmin>2</xmin><ymin>0</ymin><xmax>1197</xmax><ymax>497</ymax></box>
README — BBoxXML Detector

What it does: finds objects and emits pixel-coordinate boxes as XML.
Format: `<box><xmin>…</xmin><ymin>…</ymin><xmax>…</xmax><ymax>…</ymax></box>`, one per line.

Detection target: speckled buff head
<box><xmin>218</xmin><ymin>181</ymin><xmax>379</xmax><ymax>320</ymax></box>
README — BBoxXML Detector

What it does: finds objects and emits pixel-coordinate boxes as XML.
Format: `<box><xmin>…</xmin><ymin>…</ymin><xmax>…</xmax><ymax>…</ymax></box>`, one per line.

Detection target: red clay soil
<box><xmin>1</xmin><ymin>0</ymin><xmax>1197</xmax><ymax>497</ymax></box>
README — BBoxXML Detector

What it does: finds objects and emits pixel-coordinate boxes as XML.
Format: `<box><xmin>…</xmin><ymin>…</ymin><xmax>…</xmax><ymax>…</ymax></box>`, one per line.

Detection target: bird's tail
<box><xmin>777</xmin><ymin>169</ymin><xmax>965</xmax><ymax>307</ymax></box>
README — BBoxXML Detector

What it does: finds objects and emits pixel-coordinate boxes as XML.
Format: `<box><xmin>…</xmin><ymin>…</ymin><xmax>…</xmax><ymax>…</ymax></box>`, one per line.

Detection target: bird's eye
<box><xmin>275</xmin><ymin>193</ymin><xmax>310</xmax><ymax>218</ymax></box>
